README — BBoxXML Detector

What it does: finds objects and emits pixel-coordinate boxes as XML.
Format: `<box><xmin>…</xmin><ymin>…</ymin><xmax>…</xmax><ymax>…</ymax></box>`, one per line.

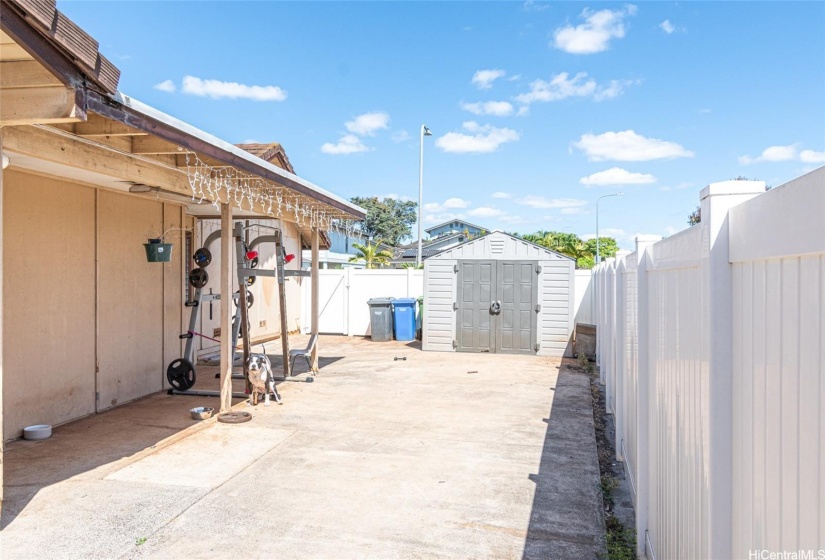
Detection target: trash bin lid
<box><xmin>368</xmin><ymin>297</ymin><xmax>394</xmax><ymax>305</ymax></box>
<box><xmin>393</xmin><ymin>298</ymin><xmax>417</xmax><ymax>306</ymax></box>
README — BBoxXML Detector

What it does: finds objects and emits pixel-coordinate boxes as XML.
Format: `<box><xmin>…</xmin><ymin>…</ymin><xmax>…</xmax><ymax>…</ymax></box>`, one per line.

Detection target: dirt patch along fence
<box><xmin>594</xmin><ymin>168</ymin><xmax>825</xmax><ymax>560</ymax></box>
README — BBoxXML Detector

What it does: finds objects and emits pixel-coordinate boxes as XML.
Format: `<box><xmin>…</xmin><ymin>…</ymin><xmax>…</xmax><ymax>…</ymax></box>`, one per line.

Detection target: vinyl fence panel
<box><xmin>592</xmin><ymin>169</ymin><xmax>825</xmax><ymax>559</ymax></box>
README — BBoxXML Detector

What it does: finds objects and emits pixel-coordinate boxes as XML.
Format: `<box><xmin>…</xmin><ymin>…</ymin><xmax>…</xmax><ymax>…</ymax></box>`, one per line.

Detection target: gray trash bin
<box><xmin>367</xmin><ymin>297</ymin><xmax>394</xmax><ymax>341</ymax></box>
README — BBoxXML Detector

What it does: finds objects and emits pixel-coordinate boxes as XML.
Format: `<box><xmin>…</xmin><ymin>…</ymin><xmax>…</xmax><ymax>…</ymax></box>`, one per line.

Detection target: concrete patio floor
<box><xmin>1</xmin><ymin>336</ymin><xmax>605</xmax><ymax>559</ymax></box>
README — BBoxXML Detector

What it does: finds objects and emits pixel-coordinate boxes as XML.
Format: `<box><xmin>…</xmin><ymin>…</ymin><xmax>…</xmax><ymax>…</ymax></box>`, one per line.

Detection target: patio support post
<box><xmin>219</xmin><ymin>202</ymin><xmax>234</xmax><ymax>412</ymax></box>
<box><xmin>0</xmin><ymin>129</ymin><xmax>5</xmax><ymax>512</ymax></box>
<box><xmin>310</xmin><ymin>226</ymin><xmax>320</xmax><ymax>372</ymax></box>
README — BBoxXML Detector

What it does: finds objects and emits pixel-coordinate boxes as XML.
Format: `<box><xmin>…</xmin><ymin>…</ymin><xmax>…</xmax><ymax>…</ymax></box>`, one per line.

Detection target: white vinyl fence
<box><xmin>596</xmin><ymin>168</ymin><xmax>825</xmax><ymax>560</ymax></box>
<box><xmin>301</xmin><ymin>268</ymin><xmax>423</xmax><ymax>336</ymax></box>
<box><xmin>574</xmin><ymin>269</ymin><xmax>595</xmax><ymax>326</ymax></box>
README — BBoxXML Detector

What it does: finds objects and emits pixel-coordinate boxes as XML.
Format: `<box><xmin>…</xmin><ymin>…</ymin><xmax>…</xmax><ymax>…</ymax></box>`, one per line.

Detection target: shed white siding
<box><xmin>423</xmin><ymin>232</ymin><xmax>574</xmax><ymax>357</ymax></box>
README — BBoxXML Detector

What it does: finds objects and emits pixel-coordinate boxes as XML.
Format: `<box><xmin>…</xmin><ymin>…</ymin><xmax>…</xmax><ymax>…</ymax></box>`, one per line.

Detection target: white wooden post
<box><xmin>219</xmin><ymin>203</ymin><xmax>233</xmax><ymax>412</ymax></box>
<box><xmin>633</xmin><ymin>234</ymin><xmax>661</xmax><ymax>559</ymax></box>
<box><xmin>614</xmin><ymin>255</ymin><xmax>627</xmax><ymax>461</ymax></box>
<box><xmin>310</xmin><ymin>227</ymin><xmax>319</xmax><ymax>372</ymax></box>
<box><xmin>700</xmin><ymin>181</ymin><xmax>764</xmax><ymax>559</ymax></box>
<box><xmin>0</xmin><ymin>130</ymin><xmax>5</xmax><ymax>510</ymax></box>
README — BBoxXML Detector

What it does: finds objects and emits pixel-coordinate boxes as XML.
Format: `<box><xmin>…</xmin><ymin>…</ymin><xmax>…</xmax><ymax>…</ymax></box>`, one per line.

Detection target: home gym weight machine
<box><xmin>166</xmin><ymin>222</ymin><xmax>311</xmax><ymax>400</ymax></box>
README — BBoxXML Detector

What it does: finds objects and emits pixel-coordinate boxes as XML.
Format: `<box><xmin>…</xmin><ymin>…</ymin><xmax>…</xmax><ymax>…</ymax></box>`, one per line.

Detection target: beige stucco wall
<box><xmin>2</xmin><ymin>170</ymin><xmax>187</xmax><ymax>440</ymax></box>
<box><xmin>195</xmin><ymin>219</ymin><xmax>303</xmax><ymax>356</ymax></box>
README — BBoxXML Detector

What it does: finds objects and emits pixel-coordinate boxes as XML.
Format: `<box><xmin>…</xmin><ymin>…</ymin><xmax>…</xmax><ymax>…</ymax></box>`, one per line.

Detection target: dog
<box><xmin>246</xmin><ymin>345</ymin><xmax>279</xmax><ymax>406</ymax></box>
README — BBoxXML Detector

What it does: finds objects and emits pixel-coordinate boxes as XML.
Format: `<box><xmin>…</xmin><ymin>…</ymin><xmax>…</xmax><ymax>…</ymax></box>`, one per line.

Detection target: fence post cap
<box><xmin>700</xmin><ymin>180</ymin><xmax>766</xmax><ymax>200</ymax></box>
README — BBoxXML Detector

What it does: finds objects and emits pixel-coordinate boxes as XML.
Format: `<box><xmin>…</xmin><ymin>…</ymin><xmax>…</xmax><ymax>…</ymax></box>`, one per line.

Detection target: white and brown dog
<box><xmin>246</xmin><ymin>347</ymin><xmax>280</xmax><ymax>406</ymax></box>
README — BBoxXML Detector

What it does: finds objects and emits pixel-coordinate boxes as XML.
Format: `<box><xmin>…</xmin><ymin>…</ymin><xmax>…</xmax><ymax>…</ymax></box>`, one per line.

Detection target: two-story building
<box><xmin>425</xmin><ymin>219</ymin><xmax>486</xmax><ymax>240</ymax></box>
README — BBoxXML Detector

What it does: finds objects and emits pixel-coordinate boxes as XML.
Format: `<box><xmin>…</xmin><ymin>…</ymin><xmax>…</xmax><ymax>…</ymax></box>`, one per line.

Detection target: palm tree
<box><xmin>349</xmin><ymin>241</ymin><xmax>393</xmax><ymax>269</ymax></box>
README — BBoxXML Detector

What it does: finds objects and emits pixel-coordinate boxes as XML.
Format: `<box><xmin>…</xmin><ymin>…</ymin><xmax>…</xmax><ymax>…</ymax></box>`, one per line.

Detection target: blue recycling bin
<box><xmin>392</xmin><ymin>298</ymin><xmax>417</xmax><ymax>341</ymax></box>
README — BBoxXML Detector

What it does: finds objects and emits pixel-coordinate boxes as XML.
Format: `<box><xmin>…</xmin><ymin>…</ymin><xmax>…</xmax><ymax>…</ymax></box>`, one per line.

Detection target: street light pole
<box><xmin>596</xmin><ymin>192</ymin><xmax>624</xmax><ymax>264</ymax></box>
<box><xmin>417</xmin><ymin>124</ymin><xmax>432</xmax><ymax>268</ymax></box>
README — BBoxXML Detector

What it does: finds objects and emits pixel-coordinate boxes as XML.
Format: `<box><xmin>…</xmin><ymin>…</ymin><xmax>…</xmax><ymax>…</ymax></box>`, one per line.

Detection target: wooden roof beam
<box><xmin>0</xmin><ymin>85</ymin><xmax>85</xmax><ymax>125</ymax></box>
<box><xmin>132</xmin><ymin>135</ymin><xmax>191</xmax><ymax>155</ymax></box>
<box><xmin>0</xmin><ymin>59</ymin><xmax>61</xmax><ymax>87</ymax></box>
<box><xmin>75</xmin><ymin>113</ymin><xmax>147</xmax><ymax>137</ymax></box>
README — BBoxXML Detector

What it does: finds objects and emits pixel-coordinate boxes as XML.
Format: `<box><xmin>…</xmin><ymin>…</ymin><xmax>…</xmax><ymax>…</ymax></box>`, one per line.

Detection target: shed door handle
<box><xmin>490</xmin><ymin>301</ymin><xmax>501</xmax><ymax>314</ymax></box>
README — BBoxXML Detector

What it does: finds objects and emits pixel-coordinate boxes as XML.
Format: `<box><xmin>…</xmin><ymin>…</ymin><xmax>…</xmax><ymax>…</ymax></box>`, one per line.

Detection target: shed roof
<box><xmin>427</xmin><ymin>231</ymin><xmax>574</xmax><ymax>261</ymax></box>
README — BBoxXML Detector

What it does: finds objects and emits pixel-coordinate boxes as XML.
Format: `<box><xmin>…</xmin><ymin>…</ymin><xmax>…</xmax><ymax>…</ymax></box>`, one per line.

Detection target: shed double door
<box><xmin>456</xmin><ymin>260</ymin><xmax>538</xmax><ymax>354</ymax></box>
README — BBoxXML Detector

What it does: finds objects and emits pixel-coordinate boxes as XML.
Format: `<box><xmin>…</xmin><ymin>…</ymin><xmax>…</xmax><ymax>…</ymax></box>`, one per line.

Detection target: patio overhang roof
<box><xmin>0</xmin><ymin>0</ymin><xmax>365</xmax><ymax>225</ymax></box>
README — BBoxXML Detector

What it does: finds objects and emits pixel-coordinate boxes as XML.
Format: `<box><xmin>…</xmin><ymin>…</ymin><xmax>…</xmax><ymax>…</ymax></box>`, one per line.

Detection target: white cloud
<box><xmin>460</xmin><ymin>101</ymin><xmax>515</xmax><ymax>117</ymax></box>
<box><xmin>800</xmin><ymin>149</ymin><xmax>825</xmax><ymax>163</ymax></box>
<box><xmin>345</xmin><ymin>112</ymin><xmax>390</xmax><ymax>136</ymax></box>
<box><xmin>181</xmin><ymin>75</ymin><xmax>287</xmax><ymax>101</ymax></box>
<box><xmin>499</xmin><ymin>214</ymin><xmax>527</xmax><ymax>224</ymax></box>
<box><xmin>516</xmin><ymin>106</ymin><xmax>530</xmax><ymax>117</ymax></box>
<box><xmin>436</xmin><ymin>122</ymin><xmax>519</xmax><ymax>154</ymax></box>
<box><xmin>574</xmin><ymin>130</ymin><xmax>694</xmax><ymax>162</ymax></box>
<box><xmin>468</xmin><ymin>207</ymin><xmax>504</xmax><ymax>218</ymax></box>
<box><xmin>515</xmin><ymin>72</ymin><xmax>637</xmax><ymax>105</ymax></box>
<box><xmin>391</xmin><ymin>130</ymin><xmax>410</xmax><ymax>143</ymax></box>
<box><xmin>580</xmin><ymin>167</ymin><xmax>656</xmax><ymax>186</ymax></box>
<box><xmin>444</xmin><ymin>197</ymin><xmax>470</xmax><ymax>209</ymax></box>
<box><xmin>424</xmin><ymin>198</ymin><xmax>471</xmax><ymax>213</ymax></box>
<box><xmin>660</xmin><ymin>20</ymin><xmax>675</xmax><ymax>34</ymax></box>
<box><xmin>491</xmin><ymin>191</ymin><xmax>512</xmax><ymax>199</ymax></box>
<box><xmin>561</xmin><ymin>207</ymin><xmax>589</xmax><ymax>215</ymax></box>
<box><xmin>515</xmin><ymin>195</ymin><xmax>588</xmax><ymax>210</ymax></box>
<box><xmin>523</xmin><ymin>0</ymin><xmax>549</xmax><ymax>12</ymax></box>
<box><xmin>658</xmin><ymin>182</ymin><xmax>693</xmax><ymax>192</ymax></box>
<box><xmin>471</xmin><ymin>69</ymin><xmax>506</xmax><ymax>90</ymax></box>
<box><xmin>553</xmin><ymin>5</ymin><xmax>637</xmax><ymax>54</ymax></box>
<box><xmin>739</xmin><ymin>144</ymin><xmax>825</xmax><ymax>165</ymax></box>
<box><xmin>321</xmin><ymin>134</ymin><xmax>371</xmax><ymax>155</ymax></box>
<box><xmin>424</xmin><ymin>212</ymin><xmax>466</xmax><ymax>224</ymax></box>
<box><xmin>154</xmin><ymin>79</ymin><xmax>176</xmax><ymax>93</ymax></box>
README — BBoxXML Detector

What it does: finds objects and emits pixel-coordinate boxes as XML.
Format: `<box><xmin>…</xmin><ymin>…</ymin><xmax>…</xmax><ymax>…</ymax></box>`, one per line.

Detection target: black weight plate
<box><xmin>167</xmin><ymin>359</ymin><xmax>196</xmax><ymax>391</ymax></box>
<box><xmin>250</xmin><ymin>256</ymin><xmax>259</xmax><ymax>269</ymax></box>
<box><xmin>193</xmin><ymin>247</ymin><xmax>212</xmax><ymax>268</ymax></box>
<box><xmin>188</xmin><ymin>268</ymin><xmax>209</xmax><ymax>289</ymax></box>
<box><xmin>246</xmin><ymin>275</ymin><xmax>256</xmax><ymax>287</ymax></box>
<box><xmin>232</xmin><ymin>291</ymin><xmax>255</xmax><ymax>309</ymax></box>
<box><xmin>217</xmin><ymin>411</ymin><xmax>252</xmax><ymax>424</ymax></box>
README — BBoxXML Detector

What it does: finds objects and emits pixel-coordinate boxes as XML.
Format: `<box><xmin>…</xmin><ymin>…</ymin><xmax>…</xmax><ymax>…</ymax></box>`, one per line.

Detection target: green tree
<box><xmin>519</xmin><ymin>230</ymin><xmax>618</xmax><ymax>269</ymax></box>
<box><xmin>348</xmin><ymin>241</ymin><xmax>393</xmax><ymax>269</ymax></box>
<box><xmin>584</xmin><ymin>237</ymin><xmax>619</xmax><ymax>264</ymax></box>
<box><xmin>350</xmin><ymin>197</ymin><xmax>417</xmax><ymax>246</ymax></box>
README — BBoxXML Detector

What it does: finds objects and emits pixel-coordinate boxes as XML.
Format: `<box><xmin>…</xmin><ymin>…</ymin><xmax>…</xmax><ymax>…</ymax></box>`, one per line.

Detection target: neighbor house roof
<box><xmin>399</xmin><ymin>248</ymin><xmax>442</xmax><ymax>259</ymax></box>
<box><xmin>235</xmin><ymin>142</ymin><xmax>295</xmax><ymax>174</ymax></box>
<box><xmin>425</xmin><ymin>219</ymin><xmax>487</xmax><ymax>234</ymax></box>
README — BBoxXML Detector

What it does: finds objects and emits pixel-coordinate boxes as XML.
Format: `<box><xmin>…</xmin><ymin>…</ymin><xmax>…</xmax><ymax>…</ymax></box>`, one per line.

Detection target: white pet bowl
<box><xmin>190</xmin><ymin>407</ymin><xmax>214</xmax><ymax>421</ymax></box>
<box><xmin>23</xmin><ymin>424</ymin><xmax>52</xmax><ymax>440</ymax></box>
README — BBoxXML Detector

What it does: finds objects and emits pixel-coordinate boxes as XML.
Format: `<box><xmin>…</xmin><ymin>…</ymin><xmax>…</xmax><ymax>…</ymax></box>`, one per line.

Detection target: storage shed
<box><xmin>422</xmin><ymin>231</ymin><xmax>575</xmax><ymax>356</ymax></box>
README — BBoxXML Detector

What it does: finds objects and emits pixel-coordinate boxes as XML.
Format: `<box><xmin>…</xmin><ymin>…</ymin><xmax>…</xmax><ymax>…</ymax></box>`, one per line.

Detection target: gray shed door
<box><xmin>456</xmin><ymin>260</ymin><xmax>537</xmax><ymax>354</ymax></box>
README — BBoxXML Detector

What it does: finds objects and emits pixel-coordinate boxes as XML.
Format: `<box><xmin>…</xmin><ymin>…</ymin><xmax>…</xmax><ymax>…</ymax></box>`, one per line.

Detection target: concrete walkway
<box><xmin>1</xmin><ymin>336</ymin><xmax>604</xmax><ymax>559</ymax></box>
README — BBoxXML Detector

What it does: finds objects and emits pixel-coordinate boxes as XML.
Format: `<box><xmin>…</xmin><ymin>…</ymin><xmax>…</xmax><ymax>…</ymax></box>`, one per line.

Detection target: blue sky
<box><xmin>63</xmin><ymin>1</ymin><xmax>824</xmax><ymax>247</ymax></box>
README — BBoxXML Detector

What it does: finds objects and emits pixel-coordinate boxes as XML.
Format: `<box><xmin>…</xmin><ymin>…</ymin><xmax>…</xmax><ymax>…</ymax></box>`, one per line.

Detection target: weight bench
<box><xmin>289</xmin><ymin>334</ymin><xmax>319</xmax><ymax>375</ymax></box>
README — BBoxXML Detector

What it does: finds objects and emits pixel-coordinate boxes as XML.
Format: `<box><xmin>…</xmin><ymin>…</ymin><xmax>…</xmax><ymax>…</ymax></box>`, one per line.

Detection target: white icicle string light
<box><xmin>180</xmin><ymin>155</ymin><xmax>355</xmax><ymax>229</ymax></box>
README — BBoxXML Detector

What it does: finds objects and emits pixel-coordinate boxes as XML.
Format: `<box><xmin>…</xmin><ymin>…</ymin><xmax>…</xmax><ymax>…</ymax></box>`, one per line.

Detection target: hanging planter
<box><xmin>144</xmin><ymin>238</ymin><xmax>173</xmax><ymax>263</ymax></box>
